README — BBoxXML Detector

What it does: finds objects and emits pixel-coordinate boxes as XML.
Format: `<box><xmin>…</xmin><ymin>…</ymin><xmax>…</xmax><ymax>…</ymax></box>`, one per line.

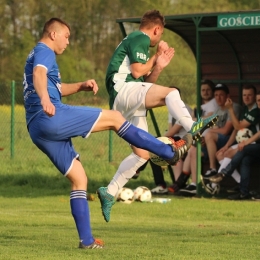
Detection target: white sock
<box><xmin>218</xmin><ymin>158</ymin><xmax>230</xmax><ymax>172</ymax></box>
<box><xmin>107</xmin><ymin>153</ymin><xmax>147</xmax><ymax>196</ymax></box>
<box><xmin>231</xmin><ymin>170</ymin><xmax>240</xmax><ymax>183</ymax></box>
<box><xmin>165</xmin><ymin>90</ymin><xmax>194</xmax><ymax>131</ymax></box>
<box><xmin>190</xmin><ymin>182</ymin><xmax>196</xmax><ymax>186</ymax></box>
<box><xmin>211</xmin><ymin>183</ymin><xmax>217</xmax><ymax>188</ymax></box>
<box><xmin>218</xmin><ymin>157</ymin><xmax>240</xmax><ymax>182</ymax></box>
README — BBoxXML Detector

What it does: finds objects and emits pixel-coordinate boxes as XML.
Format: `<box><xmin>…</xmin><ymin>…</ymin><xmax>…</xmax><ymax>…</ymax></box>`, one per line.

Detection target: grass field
<box><xmin>1</xmin><ymin>193</ymin><xmax>260</xmax><ymax>260</ymax></box>
<box><xmin>1</xmin><ymin>105</ymin><xmax>260</xmax><ymax>259</ymax></box>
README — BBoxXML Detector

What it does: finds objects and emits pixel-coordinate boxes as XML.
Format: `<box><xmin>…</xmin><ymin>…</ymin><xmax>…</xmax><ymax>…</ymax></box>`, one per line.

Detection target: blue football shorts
<box><xmin>28</xmin><ymin>103</ymin><xmax>102</xmax><ymax>175</ymax></box>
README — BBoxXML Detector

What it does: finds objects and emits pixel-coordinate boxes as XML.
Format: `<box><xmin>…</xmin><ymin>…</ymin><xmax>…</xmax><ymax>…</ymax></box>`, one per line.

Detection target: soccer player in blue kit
<box><xmin>23</xmin><ymin>18</ymin><xmax>193</xmax><ymax>249</ymax></box>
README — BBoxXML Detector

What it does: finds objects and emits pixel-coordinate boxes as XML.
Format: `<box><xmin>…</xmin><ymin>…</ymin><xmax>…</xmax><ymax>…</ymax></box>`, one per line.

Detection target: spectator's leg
<box><xmin>204</xmin><ymin>132</ymin><xmax>219</xmax><ymax>170</ymax></box>
<box><xmin>150</xmin><ymin>161</ymin><xmax>167</xmax><ymax>188</ymax></box>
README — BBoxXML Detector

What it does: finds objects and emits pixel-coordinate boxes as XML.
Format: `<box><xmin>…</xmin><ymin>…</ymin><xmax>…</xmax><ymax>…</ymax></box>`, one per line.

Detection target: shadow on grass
<box><xmin>0</xmin><ymin>173</ymin><xmax>155</xmax><ymax>198</ymax></box>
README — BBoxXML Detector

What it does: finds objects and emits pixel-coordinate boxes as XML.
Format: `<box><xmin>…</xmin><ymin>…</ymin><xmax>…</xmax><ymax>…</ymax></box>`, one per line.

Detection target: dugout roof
<box><xmin>116</xmin><ymin>10</ymin><xmax>260</xmax><ymax>103</ymax></box>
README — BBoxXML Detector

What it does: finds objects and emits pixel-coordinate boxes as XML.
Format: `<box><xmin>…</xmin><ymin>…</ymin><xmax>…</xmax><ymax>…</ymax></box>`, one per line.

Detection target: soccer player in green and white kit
<box><xmin>97</xmin><ymin>10</ymin><xmax>218</xmax><ymax>222</ymax></box>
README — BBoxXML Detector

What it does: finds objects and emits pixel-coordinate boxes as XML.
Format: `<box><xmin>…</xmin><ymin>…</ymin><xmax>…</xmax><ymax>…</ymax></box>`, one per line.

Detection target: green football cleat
<box><xmin>189</xmin><ymin>114</ymin><xmax>219</xmax><ymax>141</ymax></box>
<box><xmin>97</xmin><ymin>187</ymin><xmax>115</xmax><ymax>222</ymax></box>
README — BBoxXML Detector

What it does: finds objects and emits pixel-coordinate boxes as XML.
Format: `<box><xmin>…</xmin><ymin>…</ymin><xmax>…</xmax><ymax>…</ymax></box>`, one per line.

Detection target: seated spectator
<box><xmin>205</xmin><ymin>85</ymin><xmax>258</xmax><ymax>194</ymax></box>
<box><xmin>177</xmin><ymin>83</ymin><xmax>241</xmax><ymax>195</ymax></box>
<box><xmin>209</xmin><ymin>91</ymin><xmax>260</xmax><ymax>200</ymax></box>
<box><xmin>201</xmin><ymin>84</ymin><xmax>241</xmax><ymax>177</ymax></box>
<box><xmin>167</xmin><ymin>80</ymin><xmax>219</xmax><ymax>195</ymax></box>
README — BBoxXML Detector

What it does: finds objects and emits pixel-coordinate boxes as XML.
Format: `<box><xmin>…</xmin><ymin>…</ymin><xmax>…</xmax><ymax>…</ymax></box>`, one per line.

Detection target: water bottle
<box><xmin>150</xmin><ymin>198</ymin><xmax>171</xmax><ymax>203</ymax></box>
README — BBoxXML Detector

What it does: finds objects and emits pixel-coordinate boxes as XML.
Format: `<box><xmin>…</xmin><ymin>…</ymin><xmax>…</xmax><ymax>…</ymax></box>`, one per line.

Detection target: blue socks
<box><xmin>70</xmin><ymin>190</ymin><xmax>94</xmax><ymax>246</ymax></box>
<box><xmin>117</xmin><ymin>121</ymin><xmax>174</xmax><ymax>159</ymax></box>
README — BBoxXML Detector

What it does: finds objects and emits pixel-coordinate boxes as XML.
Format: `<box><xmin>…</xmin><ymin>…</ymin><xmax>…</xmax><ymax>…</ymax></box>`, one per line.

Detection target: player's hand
<box><xmin>157</xmin><ymin>40</ymin><xmax>169</xmax><ymax>54</ymax></box>
<box><xmin>216</xmin><ymin>145</ymin><xmax>228</xmax><ymax>156</ymax></box>
<box><xmin>156</xmin><ymin>48</ymin><xmax>175</xmax><ymax>68</ymax></box>
<box><xmin>82</xmin><ymin>79</ymin><xmax>99</xmax><ymax>95</ymax></box>
<box><xmin>41</xmin><ymin>98</ymin><xmax>55</xmax><ymax>117</ymax></box>
<box><xmin>224</xmin><ymin>98</ymin><xmax>233</xmax><ymax>109</ymax></box>
<box><xmin>238</xmin><ymin>141</ymin><xmax>246</xmax><ymax>151</ymax></box>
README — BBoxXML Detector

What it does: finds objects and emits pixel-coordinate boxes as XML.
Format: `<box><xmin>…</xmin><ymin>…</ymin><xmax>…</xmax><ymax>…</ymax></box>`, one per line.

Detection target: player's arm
<box><xmin>130</xmin><ymin>55</ymin><xmax>158</xmax><ymax>79</ymax></box>
<box><xmin>33</xmin><ymin>66</ymin><xmax>55</xmax><ymax>117</ymax></box>
<box><xmin>228</xmin><ymin>105</ymin><xmax>251</xmax><ymax>130</ymax></box>
<box><xmin>224</xmin><ymin>98</ymin><xmax>247</xmax><ymax>130</ymax></box>
<box><xmin>61</xmin><ymin>79</ymin><xmax>99</xmax><ymax>96</ymax></box>
<box><xmin>217</xmin><ymin>129</ymin><xmax>237</xmax><ymax>153</ymax></box>
<box><xmin>130</xmin><ymin>40</ymin><xmax>171</xmax><ymax>80</ymax></box>
<box><xmin>144</xmin><ymin>48</ymin><xmax>175</xmax><ymax>83</ymax></box>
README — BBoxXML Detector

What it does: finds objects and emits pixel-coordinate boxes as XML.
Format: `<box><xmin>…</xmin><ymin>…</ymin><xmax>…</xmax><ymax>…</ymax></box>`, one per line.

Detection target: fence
<box><xmin>0</xmin><ymin>76</ymin><xmax>196</xmax><ymax>163</ymax></box>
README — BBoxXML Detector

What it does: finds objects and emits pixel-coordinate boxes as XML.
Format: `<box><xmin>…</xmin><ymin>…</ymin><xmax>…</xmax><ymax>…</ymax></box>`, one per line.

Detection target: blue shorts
<box><xmin>202</xmin><ymin>134</ymin><xmax>230</xmax><ymax>160</ymax></box>
<box><xmin>28</xmin><ymin>103</ymin><xmax>102</xmax><ymax>175</ymax></box>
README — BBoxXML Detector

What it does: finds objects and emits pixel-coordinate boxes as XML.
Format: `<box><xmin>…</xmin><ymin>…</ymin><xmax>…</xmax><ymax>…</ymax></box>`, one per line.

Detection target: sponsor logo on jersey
<box><xmin>137</xmin><ymin>52</ymin><xmax>147</xmax><ymax>61</ymax></box>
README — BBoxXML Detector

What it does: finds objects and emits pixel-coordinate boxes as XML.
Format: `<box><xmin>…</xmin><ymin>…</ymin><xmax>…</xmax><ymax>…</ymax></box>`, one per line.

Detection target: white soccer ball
<box><xmin>116</xmin><ymin>187</ymin><xmax>134</xmax><ymax>204</ymax></box>
<box><xmin>150</xmin><ymin>136</ymin><xmax>174</xmax><ymax>166</ymax></box>
<box><xmin>236</xmin><ymin>128</ymin><xmax>253</xmax><ymax>143</ymax></box>
<box><xmin>134</xmin><ymin>186</ymin><xmax>152</xmax><ymax>202</ymax></box>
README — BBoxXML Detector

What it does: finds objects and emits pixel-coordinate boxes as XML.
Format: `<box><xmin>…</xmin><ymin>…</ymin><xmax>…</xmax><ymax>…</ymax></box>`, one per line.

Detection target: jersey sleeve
<box><xmin>127</xmin><ymin>34</ymin><xmax>150</xmax><ymax>64</ymax></box>
<box><xmin>34</xmin><ymin>48</ymin><xmax>55</xmax><ymax>72</ymax></box>
<box><xmin>243</xmin><ymin>107</ymin><xmax>259</xmax><ymax>125</ymax></box>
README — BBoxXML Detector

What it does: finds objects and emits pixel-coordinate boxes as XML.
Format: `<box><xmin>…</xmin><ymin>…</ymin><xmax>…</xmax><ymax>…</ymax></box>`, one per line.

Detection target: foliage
<box><xmin>1</xmin><ymin>0</ymin><xmax>260</xmax><ymax>84</ymax></box>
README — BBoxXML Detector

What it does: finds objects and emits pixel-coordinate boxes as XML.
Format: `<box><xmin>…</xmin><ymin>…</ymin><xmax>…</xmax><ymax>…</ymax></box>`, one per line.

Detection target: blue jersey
<box><xmin>23</xmin><ymin>42</ymin><xmax>62</xmax><ymax>125</ymax></box>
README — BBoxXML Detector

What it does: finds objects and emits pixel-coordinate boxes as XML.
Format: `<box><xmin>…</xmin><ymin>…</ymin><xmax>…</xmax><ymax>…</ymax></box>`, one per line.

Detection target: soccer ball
<box><xmin>134</xmin><ymin>186</ymin><xmax>152</xmax><ymax>202</ymax></box>
<box><xmin>236</xmin><ymin>128</ymin><xmax>253</xmax><ymax>143</ymax></box>
<box><xmin>116</xmin><ymin>187</ymin><xmax>134</xmax><ymax>204</ymax></box>
<box><xmin>150</xmin><ymin>136</ymin><xmax>174</xmax><ymax>166</ymax></box>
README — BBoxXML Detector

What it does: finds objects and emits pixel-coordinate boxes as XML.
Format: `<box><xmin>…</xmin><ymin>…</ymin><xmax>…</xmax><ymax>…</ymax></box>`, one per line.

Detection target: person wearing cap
<box><xmin>176</xmin><ymin>83</ymin><xmax>240</xmax><ymax>195</ymax></box>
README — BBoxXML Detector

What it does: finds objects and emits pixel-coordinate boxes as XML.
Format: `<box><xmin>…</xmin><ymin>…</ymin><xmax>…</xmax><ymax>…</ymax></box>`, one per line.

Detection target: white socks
<box><xmin>165</xmin><ymin>90</ymin><xmax>194</xmax><ymax>131</ymax></box>
<box><xmin>218</xmin><ymin>157</ymin><xmax>240</xmax><ymax>183</ymax></box>
<box><xmin>107</xmin><ymin>153</ymin><xmax>147</xmax><ymax>196</ymax></box>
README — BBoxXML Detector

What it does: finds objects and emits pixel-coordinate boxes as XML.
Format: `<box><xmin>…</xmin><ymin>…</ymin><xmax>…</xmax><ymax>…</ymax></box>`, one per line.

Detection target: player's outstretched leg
<box><xmin>164</xmin><ymin>89</ymin><xmax>218</xmax><ymax>142</ymax></box>
<box><xmin>189</xmin><ymin>114</ymin><xmax>219</xmax><ymax>141</ymax></box>
<box><xmin>96</xmin><ymin>187</ymin><xmax>116</xmax><ymax>222</ymax></box>
<box><xmin>166</xmin><ymin>133</ymin><xmax>193</xmax><ymax>165</ymax></box>
<box><xmin>150</xmin><ymin>133</ymin><xmax>193</xmax><ymax>166</ymax></box>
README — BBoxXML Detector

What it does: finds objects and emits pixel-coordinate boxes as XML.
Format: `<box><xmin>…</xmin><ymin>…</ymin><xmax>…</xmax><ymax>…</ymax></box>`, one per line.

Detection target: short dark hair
<box><xmin>42</xmin><ymin>18</ymin><xmax>70</xmax><ymax>36</ymax></box>
<box><xmin>140</xmin><ymin>10</ymin><xmax>165</xmax><ymax>29</ymax></box>
<box><xmin>201</xmin><ymin>79</ymin><xmax>215</xmax><ymax>92</ymax></box>
<box><xmin>243</xmin><ymin>84</ymin><xmax>256</xmax><ymax>95</ymax></box>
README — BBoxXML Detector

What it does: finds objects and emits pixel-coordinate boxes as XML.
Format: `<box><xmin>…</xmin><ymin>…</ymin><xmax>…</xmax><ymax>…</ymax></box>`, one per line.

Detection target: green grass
<box><xmin>1</xmin><ymin>195</ymin><xmax>260</xmax><ymax>260</ymax></box>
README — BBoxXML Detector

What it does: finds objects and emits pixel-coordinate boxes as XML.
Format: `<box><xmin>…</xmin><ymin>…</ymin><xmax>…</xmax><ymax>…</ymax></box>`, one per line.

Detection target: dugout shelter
<box><xmin>115</xmin><ymin>10</ymin><xmax>260</xmax><ymax>192</ymax></box>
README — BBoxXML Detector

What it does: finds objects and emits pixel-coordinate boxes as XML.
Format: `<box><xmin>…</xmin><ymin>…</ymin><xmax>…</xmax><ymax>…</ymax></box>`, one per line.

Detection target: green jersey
<box><xmin>239</xmin><ymin>103</ymin><xmax>259</xmax><ymax>134</ymax></box>
<box><xmin>106</xmin><ymin>31</ymin><xmax>150</xmax><ymax>108</ymax></box>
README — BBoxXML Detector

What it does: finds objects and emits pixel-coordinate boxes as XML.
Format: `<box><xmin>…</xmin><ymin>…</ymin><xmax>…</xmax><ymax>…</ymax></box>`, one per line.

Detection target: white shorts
<box><xmin>113</xmin><ymin>82</ymin><xmax>153</xmax><ymax>131</ymax></box>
